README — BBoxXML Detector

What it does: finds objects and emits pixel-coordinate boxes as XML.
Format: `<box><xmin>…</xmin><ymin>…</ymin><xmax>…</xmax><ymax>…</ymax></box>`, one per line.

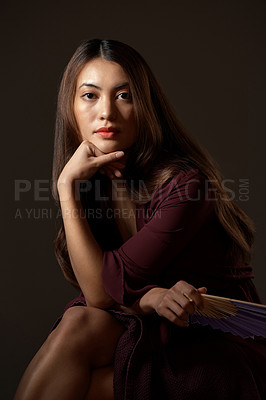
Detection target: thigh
<box><xmin>86</xmin><ymin>306</ymin><xmax>125</xmax><ymax>368</ymax></box>
<box><xmin>85</xmin><ymin>365</ymin><xmax>114</xmax><ymax>400</ymax></box>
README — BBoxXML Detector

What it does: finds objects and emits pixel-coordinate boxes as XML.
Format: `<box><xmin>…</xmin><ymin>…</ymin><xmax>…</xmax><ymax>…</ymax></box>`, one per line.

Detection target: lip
<box><xmin>95</xmin><ymin>126</ymin><xmax>119</xmax><ymax>139</ymax></box>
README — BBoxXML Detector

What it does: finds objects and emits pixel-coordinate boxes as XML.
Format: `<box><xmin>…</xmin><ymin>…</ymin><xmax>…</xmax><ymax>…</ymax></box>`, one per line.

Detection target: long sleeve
<box><xmin>102</xmin><ymin>169</ymin><xmax>215</xmax><ymax>306</ymax></box>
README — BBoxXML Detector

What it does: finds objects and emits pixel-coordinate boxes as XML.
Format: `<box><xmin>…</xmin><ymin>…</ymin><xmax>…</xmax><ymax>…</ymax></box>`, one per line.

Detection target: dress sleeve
<box><xmin>102</xmin><ymin>170</ymin><xmax>215</xmax><ymax>306</ymax></box>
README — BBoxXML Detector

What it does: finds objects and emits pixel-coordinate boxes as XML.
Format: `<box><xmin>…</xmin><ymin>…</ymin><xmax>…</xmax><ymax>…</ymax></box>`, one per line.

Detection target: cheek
<box><xmin>73</xmin><ymin>102</ymin><xmax>82</xmax><ymax>127</ymax></box>
<box><xmin>74</xmin><ymin>107</ymin><xmax>93</xmax><ymax>131</ymax></box>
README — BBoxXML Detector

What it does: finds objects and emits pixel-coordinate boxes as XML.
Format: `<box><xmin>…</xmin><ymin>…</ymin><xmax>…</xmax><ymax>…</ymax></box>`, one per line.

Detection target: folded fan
<box><xmin>189</xmin><ymin>294</ymin><xmax>266</xmax><ymax>339</ymax></box>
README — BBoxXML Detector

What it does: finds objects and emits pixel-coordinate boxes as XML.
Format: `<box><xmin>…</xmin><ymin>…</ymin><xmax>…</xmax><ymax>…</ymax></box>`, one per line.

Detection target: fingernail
<box><xmin>116</xmin><ymin>151</ymin><xmax>124</xmax><ymax>158</ymax></box>
<box><xmin>114</xmin><ymin>170</ymin><xmax>122</xmax><ymax>177</ymax></box>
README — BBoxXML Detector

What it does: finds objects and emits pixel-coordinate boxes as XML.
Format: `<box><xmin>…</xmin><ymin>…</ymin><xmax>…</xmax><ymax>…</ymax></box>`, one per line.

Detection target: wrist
<box><xmin>138</xmin><ymin>287</ymin><xmax>167</xmax><ymax>314</ymax></box>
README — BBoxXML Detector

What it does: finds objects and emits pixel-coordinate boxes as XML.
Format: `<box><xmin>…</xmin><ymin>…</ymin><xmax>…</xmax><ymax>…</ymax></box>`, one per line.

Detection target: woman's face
<box><xmin>74</xmin><ymin>58</ymin><xmax>137</xmax><ymax>154</ymax></box>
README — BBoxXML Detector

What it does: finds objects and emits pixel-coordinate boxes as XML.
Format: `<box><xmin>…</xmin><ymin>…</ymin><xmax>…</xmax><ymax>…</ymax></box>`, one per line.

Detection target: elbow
<box><xmin>84</xmin><ymin>294</ymin><xmax>116</xmax><ymax>310</ymax></box>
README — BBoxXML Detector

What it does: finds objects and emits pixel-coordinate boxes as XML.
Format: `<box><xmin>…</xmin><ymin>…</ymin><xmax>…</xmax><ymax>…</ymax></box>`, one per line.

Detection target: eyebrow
<box><xmin>78</xmin><ymin>82</ymin><xmax>130</xmax><ymax>90</ymax></box>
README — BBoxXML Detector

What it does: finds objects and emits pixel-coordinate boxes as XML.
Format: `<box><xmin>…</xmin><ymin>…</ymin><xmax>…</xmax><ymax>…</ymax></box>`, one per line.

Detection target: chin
<box><xmin>93</xmin><ymin>139</ymin><xmax>122</xmax><ymax>154</ymax></box>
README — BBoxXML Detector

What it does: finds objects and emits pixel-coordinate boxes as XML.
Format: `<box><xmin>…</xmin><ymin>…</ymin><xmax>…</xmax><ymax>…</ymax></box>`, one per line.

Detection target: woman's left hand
<box><xmin>151</xmin><ymin>282</ymin><xmax>207</xmax><ymax>327</ymax></box>
<box><xmin>122</xmin><ymin>281</ymin><xmax>207</xmax><ymax>327</ymax></box>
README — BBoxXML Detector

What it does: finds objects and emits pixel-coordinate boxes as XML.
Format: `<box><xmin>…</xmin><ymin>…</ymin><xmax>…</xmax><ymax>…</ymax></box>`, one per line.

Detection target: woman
<box><xmin>15</xmin><ymin>39</ymin><xmax>266</xmax><ymax>400</ymax></box>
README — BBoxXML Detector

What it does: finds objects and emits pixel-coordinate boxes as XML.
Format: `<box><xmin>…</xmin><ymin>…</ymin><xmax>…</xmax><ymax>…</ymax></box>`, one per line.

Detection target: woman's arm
<box><xmin>57</xmin><ymin>140</ymin><xmax>125</xmax><ymax>308</ymax></box>
<box><xmin>121</xmin><ymin>283</ymin><xmax>207</xmax><ymax>327</ymax></box>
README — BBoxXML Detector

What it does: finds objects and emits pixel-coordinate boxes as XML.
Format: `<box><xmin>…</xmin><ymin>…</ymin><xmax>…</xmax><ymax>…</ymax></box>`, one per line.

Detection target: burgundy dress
<box><xmin>56</xmin><ymin>168</ymin><xmax>266</xmax><ymax>400</ymax></box>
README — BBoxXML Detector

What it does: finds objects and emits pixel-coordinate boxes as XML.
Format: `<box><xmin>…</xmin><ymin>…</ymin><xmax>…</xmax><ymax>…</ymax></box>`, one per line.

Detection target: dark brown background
<box><xmin>1</xmin><ymin>0</ymin><xmax>265</xmax><ymax>398</ymax></box>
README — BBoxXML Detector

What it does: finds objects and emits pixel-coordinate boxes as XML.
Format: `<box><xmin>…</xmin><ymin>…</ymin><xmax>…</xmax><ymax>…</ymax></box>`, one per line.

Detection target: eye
<box><xmin>117</xmin><ymin>92</ymin><xmax>132</xmax><ymax>101</ymax></box>
<box><xmin>81</xmin><ymin>93</ymin><xmax>97</xmax><ymax>100</ymax></box>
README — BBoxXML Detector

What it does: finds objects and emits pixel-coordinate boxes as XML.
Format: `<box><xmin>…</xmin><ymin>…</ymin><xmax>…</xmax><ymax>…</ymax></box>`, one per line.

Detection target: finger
<box><xmin>103</xmin><ymin>165</ymin><xmax>123</xmax><ymax>178</ymax></box>
<box><xmin>160</xmin><ymin>307</ymin><xmax>189</xmax><ymax>327</ymax></box>
<box><xmin>157</xmin><ymin>299</ymin><xmax>189</xmax><ymax>322</ymax></box>
<box><xmin>82</xmin><ymin>140</ymin><xmax>110</xmax><ymax>158</ymax></box>
<box><xmin>197</xmin><ymin>287</ymin><xmax>207</xmax><ymax>294</ymax></box>
<box><xmin>109</xmin><ymin>168</ymin><xmax>122</xmax><ymax>178</ymax></box>
<box><xmin>81</xmin><ymin>140</ymin><xmax>125</xmax><ymax>160</ymax></box>
<box><xmin>168</xmin><ymin>285</ymin><xmax>195</xmax><ymax>314</ymax></box>
<box><xmin>101</xmin><ymin>166</ymin><xmax>121</xmax><ymax>180</ymax></box>
<box><xmin>103</xmin><ymin>167</ymin><xmax>116</xmax><ymax>180</ymax></box>
<box><xmin>170</xmin><ymin>301</ymin><xmax>190</xmax><ymax>321</ymax></box>
<box><xmin>177</xmin><ymin>294</ymin><xmax>195</xmax><ymax>314</ymax></box>
<box><xmin>113</xmin><ymin>169</ymin><xmax>122</xmax><ymax>177</ymax></box>
<box><xmin>82</xmin><ymin>140</ymin><xmax>101</xmax><ymax>157</ymax></box>
<box><xmin>174</xmin><ymin>281</ymin><xmax>204</xmax><ymax>310</ymax></box>
<box><xmin>82</xmin><ymin>141</ymin><xmax>125</xmax><ymax>175</ymax></box>
<box><xmin>194</xmin><ymin>287</ymin><xmax>207</xmax><ymax>311</ymax></box>
<box><xmin>93</xmin><ymin>151</ymin><xmax>125</xmax><ymax>168</ymax></box>
<box><xmin>185</xmin><ymin>290</ymin><xmax>204</xmax><ymax>311</ymax></box>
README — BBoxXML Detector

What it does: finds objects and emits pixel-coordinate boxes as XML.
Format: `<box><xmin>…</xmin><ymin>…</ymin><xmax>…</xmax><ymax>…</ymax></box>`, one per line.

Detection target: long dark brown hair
<box><xmin>52</xmin><ymin>38</ymin><xmax>255</xmax><ymax>288</ymax></box>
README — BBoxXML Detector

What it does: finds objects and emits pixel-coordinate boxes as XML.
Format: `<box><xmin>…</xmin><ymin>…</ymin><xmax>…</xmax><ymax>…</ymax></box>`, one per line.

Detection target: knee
<box><xmin>48</xmin><ymin>306</ymin><xmax>94</xmax><ymax>352</ymax></box>
<box><xmin>60</xmin><ymin>306</ymin><xmax>103</xmax><ymax>337</ymax></box>
<box><xmin>61</xmin><ymin>306</ymin><xmax>90</xmax><ymax>332</ymax></box>
<box><xmin>52</xmin><ymin>306</ymin><xmax>111</xmax><ymax>339</ymax></box>
<box><xmin>47</xmin><ymin>306</ymin><xmax>122</xmax><ymax>358</ymax></box>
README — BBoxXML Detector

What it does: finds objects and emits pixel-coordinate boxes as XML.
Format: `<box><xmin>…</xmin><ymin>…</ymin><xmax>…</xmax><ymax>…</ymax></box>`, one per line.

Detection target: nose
<box><xmin>98</xmin><ymin>96</ymin><xmax>117</xmax><ymax>121</ymax></box>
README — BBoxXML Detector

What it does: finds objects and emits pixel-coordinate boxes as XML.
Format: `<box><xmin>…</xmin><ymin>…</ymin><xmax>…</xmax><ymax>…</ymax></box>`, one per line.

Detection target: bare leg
<box><xmin>14</xmin><ymin>306</ymin><xmax>124</xmax><ymax>400</ymax></box>
<box><xmin>85</xmin><ymin>365</ymin><xmax>114</xmax><ymax>400</ymax></box>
